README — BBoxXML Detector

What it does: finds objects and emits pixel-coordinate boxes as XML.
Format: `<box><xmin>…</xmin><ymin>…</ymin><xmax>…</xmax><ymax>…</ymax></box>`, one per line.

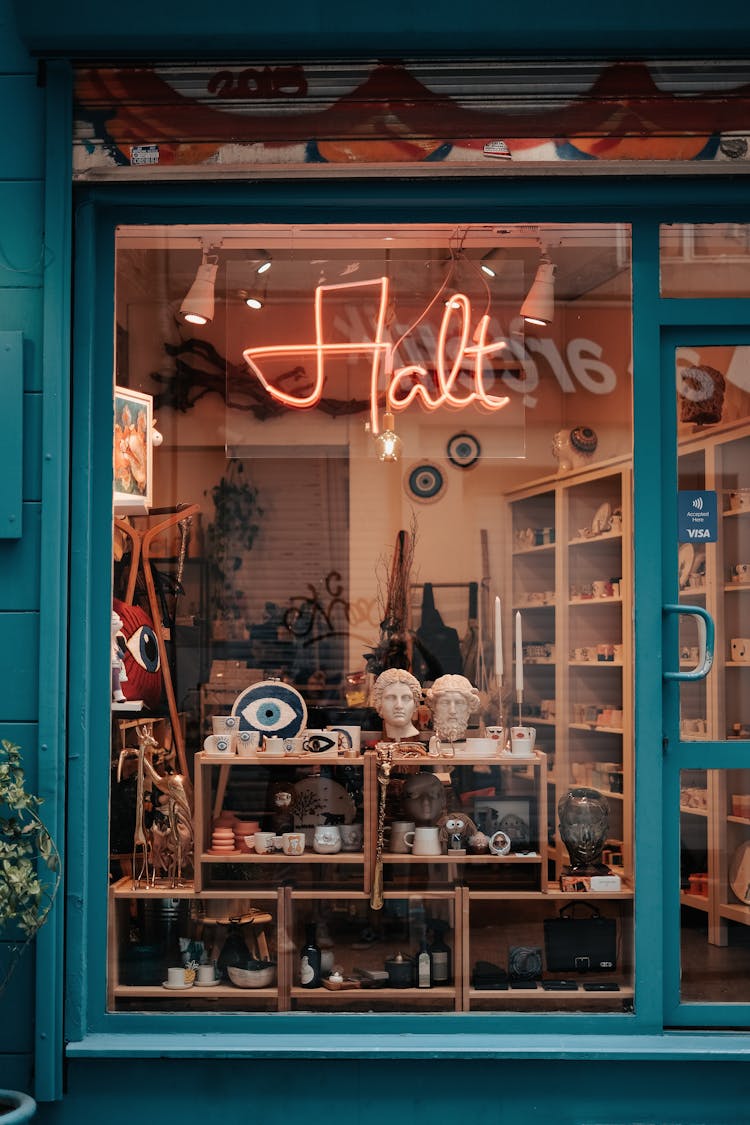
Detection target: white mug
<box><xmin>510</xmin><ymin>726</ymin><xmax>536</xmax><ymax>756</ymax></box>
<box><xmin>254</xmin><ymin>831</ymin><xmax>277</xmax><ymax>854</ymax></box>
<box><xmin>263</xmin><ymin>736</ymin><xmax>287</xmax><ymax>755</ymax></box>
<box><xmin>211</xmin><ymin>715</ymin><xmax>238</xmax><ymax>734</ymax></box>
<box><xmin>485</xmin><ymin>725</ymin><xmax>504</xmax><ymax>741</ymax></box>
<box><xmin>203</xmin><ymin>733</ymin><xmax>234</xmax><ymax>755</ymax></box>
<box><xmin>196</xmin><ymin>964</ymin><xmax>218</xmax><ymax>984</ymax></box>
<box><xmin>403</xmin><ymin>826</ymin><xmax>442</xmax><ymax>856</ymax></box>
<box><xmin>235</xmin><ymin>730</ymin><xmax>261</xmax><ymax>757</ymax></box>
<box><xmin>167</xmin><ymin>966</ymin><xmax>189</xmax><ymax>987</ymax></box>
<box><xmin>326</xmin><ymin>724</ymin><xmax>361</xmax><ymax>753</ymax></box>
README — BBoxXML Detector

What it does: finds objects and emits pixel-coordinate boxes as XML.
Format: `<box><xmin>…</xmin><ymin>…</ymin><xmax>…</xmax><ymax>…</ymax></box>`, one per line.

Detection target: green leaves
<box><xmin>0</xmin><ymin>740</ymin><xmax>61</xmax><ymax>988</ymax></box>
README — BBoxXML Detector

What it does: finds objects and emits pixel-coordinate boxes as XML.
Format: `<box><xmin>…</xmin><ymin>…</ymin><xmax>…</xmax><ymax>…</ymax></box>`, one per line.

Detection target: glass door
<box><xmin>663</xmin><ymin>328</ymin><xmax>750</xmax><ymax>1024</ymax></box>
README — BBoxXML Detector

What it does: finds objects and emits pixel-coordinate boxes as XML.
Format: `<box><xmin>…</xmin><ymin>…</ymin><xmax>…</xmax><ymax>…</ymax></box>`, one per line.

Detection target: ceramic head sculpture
<box><xmin>372</xmin><ymin>667</ymin><xmax>422</xmax><ymax>740</ymax></box>
<box><xmin>426</xmin><ymin>673</ymin><xmax>481</xmax><ymax>744</ymax></box>
<box><xmin>401</xmin><ymin>771</ymin><xmax>447</xmax><ymax>826</ymax></box>
<box><xmin>552</xmin><ymin>426</ymin><xmax>598</xmax><ymax>472</ymax></box>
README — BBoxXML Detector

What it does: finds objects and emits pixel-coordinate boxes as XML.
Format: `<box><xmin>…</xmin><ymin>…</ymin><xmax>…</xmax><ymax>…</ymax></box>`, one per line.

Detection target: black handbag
<box><xmin>543</xmin><ymin>902</ymin><xmax>617</xmax><ymax>973</ymax></box>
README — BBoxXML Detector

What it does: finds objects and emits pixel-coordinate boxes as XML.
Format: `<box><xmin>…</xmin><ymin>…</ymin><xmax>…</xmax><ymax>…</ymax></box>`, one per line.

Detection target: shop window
<box><xmin>109</xmin><ymin>222</ymin><xmax>634</xmax><ymax>1015</ymax></box>
<box><xmin>660</xmin><ymin>223</ymin><xmax>750</xmax><ymax>297</ymax></box>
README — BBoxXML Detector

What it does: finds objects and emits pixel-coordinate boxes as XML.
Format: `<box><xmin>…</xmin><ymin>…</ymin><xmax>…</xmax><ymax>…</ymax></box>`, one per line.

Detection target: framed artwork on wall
<box><xmin>473</xmin><ymin>796</ymin><xmax>535</xmax><ymax>851</ymax></box>
<box><xmin>113</xmin><ymin>386</ymin><xmax>153</xmax><ymax>513</ymax></box>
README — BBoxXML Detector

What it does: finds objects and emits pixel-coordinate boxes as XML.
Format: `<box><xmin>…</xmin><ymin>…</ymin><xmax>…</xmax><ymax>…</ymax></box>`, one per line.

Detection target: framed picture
<box><xmin>113</xmin><ymin>386</ymin><xmax>153</xmax><ymax>514</ymax></box>
<box><xmin>473</xmin><ymin>797</ymin><xmax>535</xmax><ymax>851</ymax></box>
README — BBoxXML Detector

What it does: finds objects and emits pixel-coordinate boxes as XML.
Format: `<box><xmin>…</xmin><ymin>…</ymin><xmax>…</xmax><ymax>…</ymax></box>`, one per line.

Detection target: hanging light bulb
<box><xmin>180</xmin><ymin>245</ymin><xmax>219</xmax><ymax>326</ymax></box>
<box><xmin>375</xmin><ymin>412</ymin><xmax>402</xmax><ymax>462</ymax></box>
<box><xmin>520</xmin><ymin>253</ymin><xmax>556</xmax><ymax>327</ymax></box>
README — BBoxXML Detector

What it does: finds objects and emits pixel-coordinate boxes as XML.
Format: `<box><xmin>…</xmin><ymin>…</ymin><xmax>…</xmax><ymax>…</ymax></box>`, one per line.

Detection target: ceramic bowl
<box><xmin>227</xmin><ymin>962</ymin><xmax>277</xmax><ymax>989</ymax></box>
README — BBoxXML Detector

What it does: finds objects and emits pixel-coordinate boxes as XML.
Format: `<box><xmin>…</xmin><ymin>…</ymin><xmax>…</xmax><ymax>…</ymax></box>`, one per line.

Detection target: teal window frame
<box><xmin>65</xmin><ymin>177</ymin><xmax>750</xmax><ymax>1060</ymax></box>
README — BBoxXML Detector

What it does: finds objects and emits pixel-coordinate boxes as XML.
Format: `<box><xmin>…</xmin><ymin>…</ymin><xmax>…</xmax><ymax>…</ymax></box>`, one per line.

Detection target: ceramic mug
<box><xmin>326</xmin><ymin>724</ymin><xmax>361</xmax><ymax>753</ymax></box>
<box><xmin>282</xmin><ymin>736</ymin><xmax>306</xmax><ymax>754</ymax></box>
<box><xmin>387</xmin><ymin>820</ymin><xmax>416</xmax><ymax>853</ymax></box>
<box><xmin>485</xmin><ymin>725</ymin><xmax>504</xmax><ymax>741</ymax></box>
<box><xmin>313</xmin><ymin>825</ymin><xmax>342</xmax><ymax>854</ymax></box>
<box><xmin>281</xmin><ymin>831</ymin><xmax>306</xmax><ymax>856</ymax></box>
<box><xmin>403</xmin><ymin>826</ymin><xmax>441</xmax><ymax>856</ymax></box>
<box><xmin>592</xmin><ymin>579</ymin><xmax>611</xmax><ymax>598</ymax></box>
<box><xmin>196</xmin><ymin>964</ymin><xmax>218</xmax><ymax>984</ymax></box>
<box><xmin>167</xmin><ymin>966</ymin><xmax>190</xmax><ymax>987</ymax></box>
<box><xmin>263</xmin><ymin>736</ymin><xmax>287</xmax><ymax>755</ymax></box>
<box><xmin>302</xmin><ymin>729</ymin><xmax>339</xmax><ymax>754</ymax></box>
<box><xmin>203</xmin><ymin>733</ymin><xmax>234</xmax><ymax>755</ymax></box>
<box><xmin>254</xmin><ymin>831</ymin><xmax>278</xmax><ymax>855</ymax></box>
<box><xmin>729</xmin><ymin>490</ymin><xmax>750</xmax><ymax>511</ymax></box>
<box><xmin>235</xmin><ymin>730</ymin><xmax>261</xmax><ymax>757</ymax></box>
<box><xmin>337</xmin><ymin>822</ymin><xmax>362</xmax><ymax>852</ymax></box>
<box><xmin>212</xmin><ymin>715</ymin><xmax>238</xmax><ymax>734</ymax></box>
<box><xmin>731</xmin><ymin>638</ymin><xmax>750</xmax><ymax>663</ymax></box>
<box><xmin>510</xmin><ymin>726</ymin><xmax>536</xmax><ymax>756</ymax></box>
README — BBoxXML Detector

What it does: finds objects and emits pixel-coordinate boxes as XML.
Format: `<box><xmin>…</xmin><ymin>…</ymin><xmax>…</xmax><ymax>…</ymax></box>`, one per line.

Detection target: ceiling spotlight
<box><xmin>375</xmin><ymin>412</ymin><xmax>402</xmax><ymax>462</ymax></box>
<box><xmin>520</xmin><ymin>253</ymin><xmax>556</xmax><ymax>327</ymax></box>
<box><xmin>239</xmin><ymin>288</ymin><xmax>264</xmax><ymax>310</ymax></box>
<box><xmin>180</xmin><ymin>245</ymin><xmax>219</xmax><ymax>326</ymax></box>
<box><xmin>255</xmin><ymin>251</ymin><xmax>272</xmax><ymax>275</ymax></box>
<box><xmin>480</xmin><ymin>249</ymin><xmax>503</xmax><ymax>278</ymax></box>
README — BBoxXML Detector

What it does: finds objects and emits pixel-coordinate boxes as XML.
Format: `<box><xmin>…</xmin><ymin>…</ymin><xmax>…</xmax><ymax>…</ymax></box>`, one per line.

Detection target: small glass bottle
<box><xmin>428</xmin><ymin>922</ymin><xmax>451</xmax><ymax>986</ymax></box>
<box><xmin>416</xmin><ymin>940</ymin><xmax>433</xmax><ymax>989</ymax></box>
<box><xmin>299</xmin><ymin>922</ymin><xmax>322</xmax><ymax>988</ymax></box>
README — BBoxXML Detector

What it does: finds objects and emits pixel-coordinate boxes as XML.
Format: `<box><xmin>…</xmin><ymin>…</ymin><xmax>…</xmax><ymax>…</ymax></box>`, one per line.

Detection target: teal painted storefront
<box><xmin>4</xmin><ymin>1</ymin><xmax>750</xmax><ymax>1119</ymax></box>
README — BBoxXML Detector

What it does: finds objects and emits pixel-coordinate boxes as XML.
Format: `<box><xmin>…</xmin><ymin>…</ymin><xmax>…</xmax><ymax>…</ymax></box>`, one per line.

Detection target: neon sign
<box><xmin>242</xmin><ymin>277</ymin><xmax>511</xmax><ymax>433</ymax></box>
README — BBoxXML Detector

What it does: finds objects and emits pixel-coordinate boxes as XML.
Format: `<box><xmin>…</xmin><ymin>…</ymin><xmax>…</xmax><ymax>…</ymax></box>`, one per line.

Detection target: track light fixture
<box><xmin>520</xmin><ymin>251</ymin><xmax>556</xmax><ymax>327</ymax></box>
<box><xmin>180</xmin><ymin>244</ymin><xmax>219</xmax><ymax>326</ymax></box>
<box><xmin>480</xmin><ymin>249</ymin><xmax>503</xmax><ymax>278</ymax></box>
<box><xmin>255</xmin><ymin>251</ymin><xmax>272</xmax><ymax>275</ymax></box>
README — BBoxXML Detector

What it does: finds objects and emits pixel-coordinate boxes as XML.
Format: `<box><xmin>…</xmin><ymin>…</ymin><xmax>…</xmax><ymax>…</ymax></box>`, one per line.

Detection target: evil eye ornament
<box><xmin>447</xmin><ymin>432</ymin><xmax>481</xmax><ymax>470</ymax></box>
<box><xmin>404</xmin><ymin>461</ymin><xmax>446</xmax><ymax>504</ymax></box>
<box><xmin>231</xmin><ymin>680</ymin><xmax>307</xmax><ymax>738</ymax></box>
<box><xmin>113</xmin><ymin>598</ymin><xmax>162</xmax><ymax>710</ymax></box>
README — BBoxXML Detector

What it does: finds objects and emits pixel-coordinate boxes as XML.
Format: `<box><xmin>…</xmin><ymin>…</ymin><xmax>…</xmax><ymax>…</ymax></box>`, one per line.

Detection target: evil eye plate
<box><xmin>302</xmin><ymin>734</ymin><xmax>337</xmax><ymax>754</ymax></box>
<box><xmin>231</xmin><ymin>680</ymin><xmax>307</xmax><ymax>738</ymax></box>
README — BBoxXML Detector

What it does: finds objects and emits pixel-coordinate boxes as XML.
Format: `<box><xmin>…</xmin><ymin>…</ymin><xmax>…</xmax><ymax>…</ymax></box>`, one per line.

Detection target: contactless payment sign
<box><xmin>678</xmin><ymin>490</ymin><xmax>718</xmax><ymax>542</ymax></box>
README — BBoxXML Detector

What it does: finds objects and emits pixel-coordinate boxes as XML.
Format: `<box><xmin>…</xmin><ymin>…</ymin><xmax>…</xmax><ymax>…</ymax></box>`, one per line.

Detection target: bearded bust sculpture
<box><xmin>426</xmin><ymin>673</ymin><xmax>481</xmax><ymax>751</ymax></box>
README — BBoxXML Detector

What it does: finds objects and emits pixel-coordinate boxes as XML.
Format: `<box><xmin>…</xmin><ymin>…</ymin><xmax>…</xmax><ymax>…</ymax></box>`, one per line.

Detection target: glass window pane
<box><xmin>110</xmin><ymin>221</ymin><xmax>633</xmax><ymax>1015</ymax></box>
<box><xmin>661</xmin><ymin>224</ymin><xmax>750</xmax><ymax>297</ymax></box>
<box><xmin>676</xmin><ymin>345</ymin><xmax>750</xmax><ymax>739</ymax></box>
<box><xmin>680</xmin><ymin>768</ymin><xmax>750</xmax><ymax>1003</ymax></box>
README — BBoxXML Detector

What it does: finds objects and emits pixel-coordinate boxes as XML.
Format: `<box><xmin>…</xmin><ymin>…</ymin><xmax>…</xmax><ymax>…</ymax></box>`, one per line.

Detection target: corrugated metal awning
<box><xmin>73</xmin><ymin>58</ymin><xmax>750</xmax><ymax>177</ymax></box>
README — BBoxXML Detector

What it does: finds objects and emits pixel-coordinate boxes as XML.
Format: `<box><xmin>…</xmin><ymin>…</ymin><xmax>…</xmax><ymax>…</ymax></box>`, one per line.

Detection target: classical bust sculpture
<box><xmin>401</xmin><ymin>771</ymin><xmax>447</xmax><ymax>826</ymax></box>
<box><xmin>558</xmin><ymin>787</ymin><xmax>610</xmax><ymax>874</ymax></box>
<box><xmin>372</xmin><ymin>668</ymin><xmax>422</xmax><ymax>740</ymax></box>
<box><xmin>426</xmin><ymin>673</ymin><xmax>481</xmax><ymax>747</ymax></box>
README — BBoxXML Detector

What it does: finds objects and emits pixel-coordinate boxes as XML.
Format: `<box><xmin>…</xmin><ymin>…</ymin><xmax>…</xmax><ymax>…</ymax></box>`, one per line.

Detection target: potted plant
<box><xmin>0</xmin><ymin>740</ymin><xmax>61</xmax><ymax>1122</ymax></box>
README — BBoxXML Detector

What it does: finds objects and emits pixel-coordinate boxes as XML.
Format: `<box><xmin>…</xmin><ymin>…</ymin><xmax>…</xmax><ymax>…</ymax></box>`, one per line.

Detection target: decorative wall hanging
<box><xmin>447</xmin><ymin>432</ymin><xmax>481</xmax><ymax>469</ymax></box>
<box><xmin>404</xmin><ymin>462</ymin><xmax>446</xmax><ymax>504</ymax></box>
<box><xmin>231</xmin><ymin>679</ymin><xmax>308</xmax><ymax>737</ymax></box>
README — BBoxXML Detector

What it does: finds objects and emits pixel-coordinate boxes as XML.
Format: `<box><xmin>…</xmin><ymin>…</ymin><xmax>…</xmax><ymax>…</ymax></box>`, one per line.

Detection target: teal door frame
<box><xmin>660</xmin><ymin>322</ymin><xmax>750</xmax><ymax>1028</ymax></box>
<box><xmin>67</xmin><ymin>180</ymin><xmax>750</xmax><ymax>1060</ymax></box>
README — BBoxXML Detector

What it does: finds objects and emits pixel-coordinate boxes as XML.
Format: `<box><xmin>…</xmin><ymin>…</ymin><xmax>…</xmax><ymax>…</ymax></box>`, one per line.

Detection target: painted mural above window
<box><xmin>75</xmin><ymin>59</ymin><xmax>750</xmax><ymax>177</ymax></box>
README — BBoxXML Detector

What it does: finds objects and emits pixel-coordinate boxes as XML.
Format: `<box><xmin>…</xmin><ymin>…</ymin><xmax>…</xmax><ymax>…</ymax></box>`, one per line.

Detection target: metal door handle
<box><xmin>663</xmin><ymin>603</ymin><xmax>714</xmax><ymax>680</ymax></box>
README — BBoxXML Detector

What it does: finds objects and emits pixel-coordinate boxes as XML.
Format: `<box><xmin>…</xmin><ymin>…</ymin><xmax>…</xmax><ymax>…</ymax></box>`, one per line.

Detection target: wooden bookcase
<box><xmin>108</xmin><ymin>746</ymin><xmax>633</xmax><ymax>1012</ymax></box>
